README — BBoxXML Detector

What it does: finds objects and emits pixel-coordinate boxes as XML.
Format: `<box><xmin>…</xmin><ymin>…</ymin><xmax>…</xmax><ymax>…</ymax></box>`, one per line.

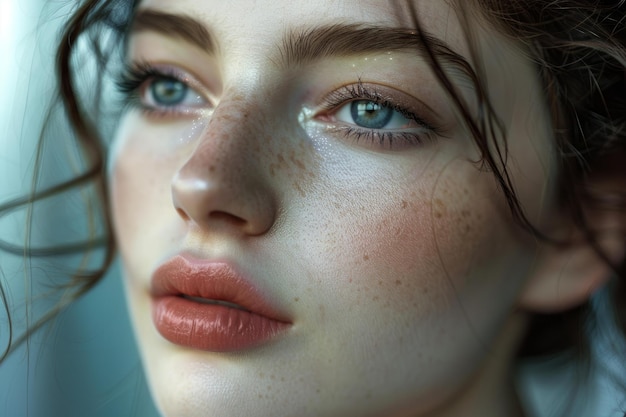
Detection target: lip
<box><xmin>150</xmin><ymin>254</ymin><xmax>291</xmax><ymax>352</ymax></box>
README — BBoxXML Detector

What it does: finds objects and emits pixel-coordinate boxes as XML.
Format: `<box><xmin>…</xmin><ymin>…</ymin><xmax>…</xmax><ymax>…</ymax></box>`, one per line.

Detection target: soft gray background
<box><xmin>0</xmin><ymin>1</ymin><xmax>159</xmax><ymax>416</ymax></box>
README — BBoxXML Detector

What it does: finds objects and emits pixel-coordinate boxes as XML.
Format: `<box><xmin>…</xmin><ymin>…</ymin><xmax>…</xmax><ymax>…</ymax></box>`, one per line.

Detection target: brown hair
<box><xmin>1</xmin><ymin>0</ymin><xmax>625</xmax><ymax>409</ymax></box>
<box><xmin>468</xmin><ymin>0</ymin><xmax>626</xmax><ymax>357</ymax></box>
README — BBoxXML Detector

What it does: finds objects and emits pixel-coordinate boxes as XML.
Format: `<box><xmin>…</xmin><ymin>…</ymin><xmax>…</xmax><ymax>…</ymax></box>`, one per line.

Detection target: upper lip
<box><xmin>150</xmin><ymin>254</ymin><xmax>291</xmax><ymax>323</ymax></box>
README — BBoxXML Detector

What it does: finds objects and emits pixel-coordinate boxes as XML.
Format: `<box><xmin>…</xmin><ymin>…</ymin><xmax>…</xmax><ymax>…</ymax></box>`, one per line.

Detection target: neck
<box><xmin>423</xmin><ymin>311</ymin><xmax>529</xmax><ymax>417</ymax></box>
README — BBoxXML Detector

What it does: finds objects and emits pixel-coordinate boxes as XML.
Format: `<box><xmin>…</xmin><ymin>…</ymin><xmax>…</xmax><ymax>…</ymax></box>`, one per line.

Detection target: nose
<box><xmin>171</xmin><ymin>97</ymin><xmax>277</xmax><ymax>236</ymax></box>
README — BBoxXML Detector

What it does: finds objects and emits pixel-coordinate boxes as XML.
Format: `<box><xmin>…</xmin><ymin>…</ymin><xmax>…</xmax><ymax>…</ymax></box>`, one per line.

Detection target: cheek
<box><xmin>109</xmin><ymin>116</ymin><xmax>192</xmax><ymax>279</ymax></box>
<box><xmin>310</xmin><ymin>159</ymin><xmax>526</xmax><ymax>316</ymax></box>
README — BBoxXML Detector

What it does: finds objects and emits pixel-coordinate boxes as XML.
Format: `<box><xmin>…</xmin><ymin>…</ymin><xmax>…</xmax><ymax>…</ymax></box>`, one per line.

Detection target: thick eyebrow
<box><xmin>280</xmin><ymin>23</ymin><xmax>433</xmax><ymax>67</ymax></box>
<box><xmin>131</xmin><ymin>9</ymin><xmax>215</xmax><ymax>53</ymax></box>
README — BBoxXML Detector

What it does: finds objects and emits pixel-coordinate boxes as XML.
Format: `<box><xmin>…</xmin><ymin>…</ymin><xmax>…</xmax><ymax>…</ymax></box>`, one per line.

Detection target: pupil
<box><xmin>350</xmin><ymin>100</ymin><xmax>393</xmax><ymax>129</ymax></box>
<box><xmin>151</xmin><ymin>78</ymin><xmax>186</xmax><ymax>105</ymax></box>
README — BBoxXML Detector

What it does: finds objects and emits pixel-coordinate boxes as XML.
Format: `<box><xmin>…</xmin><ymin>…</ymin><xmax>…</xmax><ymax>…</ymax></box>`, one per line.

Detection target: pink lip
<box><xmin>150</xmin><ymin>254</ymin><xmax>291</xmax><ymax>352</ymax></box>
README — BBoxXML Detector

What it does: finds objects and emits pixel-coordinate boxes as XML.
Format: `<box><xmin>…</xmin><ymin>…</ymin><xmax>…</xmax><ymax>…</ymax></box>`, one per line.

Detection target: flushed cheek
<box><xmin>312</xmin><ymin>162</ymin><xmax>524</xmax><ymax>316</ymax></box>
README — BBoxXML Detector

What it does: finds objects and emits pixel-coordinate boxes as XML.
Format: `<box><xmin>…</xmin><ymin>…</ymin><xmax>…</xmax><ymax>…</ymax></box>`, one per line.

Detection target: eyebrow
<box><xmin>280</xmin><ymin>23</ymin><xmax>433</xmax><ymax>67</ymax></box>
<box><xmin>132</xmin><ymin>9</ymin><xmax>215</xmax><ymax>53</ymax></box>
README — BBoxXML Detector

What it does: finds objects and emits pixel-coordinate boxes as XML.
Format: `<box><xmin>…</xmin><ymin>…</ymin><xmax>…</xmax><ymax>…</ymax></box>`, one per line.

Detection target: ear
<box><xmin>519</xmin><ymin>154</ymin><xmax>626</xmax><ymax>313</ymax></box>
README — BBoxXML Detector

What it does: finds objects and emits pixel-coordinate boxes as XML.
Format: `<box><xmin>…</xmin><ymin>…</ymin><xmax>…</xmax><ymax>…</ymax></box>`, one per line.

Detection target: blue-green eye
<box><xmin>151</xmin><ymin>78</ymin><xmax>188</xmax><ymax>106</ymax></box>
<box><xmin>350</xmin><ymin>100</ymin><xmax>393</xmax><ymax>129</ymax></box>
<box><xmin>336</xmin><ymin>100</ymin><xmax>412</xmax><ymax>130</ymax></box>
<box><xmin>142</xmin><ymin>76</ymin><xmax>207</xmax><ymax>109</ymax></box>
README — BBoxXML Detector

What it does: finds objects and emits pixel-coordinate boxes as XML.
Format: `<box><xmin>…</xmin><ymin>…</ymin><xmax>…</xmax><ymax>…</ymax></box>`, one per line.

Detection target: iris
<box><xmin>150</xmin><ymin>78</ymin><xmax>188</xmax><ymax>106</ymax></box>
<box><xmin>350</xmin><ymin>100</ymin><xmax>394</xmax><ymax>129</ymax></box>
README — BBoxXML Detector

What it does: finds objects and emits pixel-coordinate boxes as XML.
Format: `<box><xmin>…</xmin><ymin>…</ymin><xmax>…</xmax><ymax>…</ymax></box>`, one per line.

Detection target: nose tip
<box><xmin>171</xmin><ymin>165</ymin><xmax>276</xmax><ymax>236</ymax></box>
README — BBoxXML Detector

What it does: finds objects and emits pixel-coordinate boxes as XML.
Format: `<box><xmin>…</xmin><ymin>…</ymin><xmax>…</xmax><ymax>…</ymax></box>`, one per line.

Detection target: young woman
<box><xmin>2</xmin><ymin>0</ymin><xmax>625</xmax><ymax>416</ymax></box>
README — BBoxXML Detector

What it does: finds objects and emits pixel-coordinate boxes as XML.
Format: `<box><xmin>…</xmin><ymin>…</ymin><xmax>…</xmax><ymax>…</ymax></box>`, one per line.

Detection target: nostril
<box><xmin>176</xmin><ymin>207</ymin><xmax>190</xmax><ymax>222</ymax></box>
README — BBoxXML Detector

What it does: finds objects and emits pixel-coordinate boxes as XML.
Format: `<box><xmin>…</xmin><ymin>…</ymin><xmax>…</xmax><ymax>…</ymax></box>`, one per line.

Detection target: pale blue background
<box><xmin>0</xmin><ymin>1</ymin><xmax>158</xmax><ymax>416</ymax></box>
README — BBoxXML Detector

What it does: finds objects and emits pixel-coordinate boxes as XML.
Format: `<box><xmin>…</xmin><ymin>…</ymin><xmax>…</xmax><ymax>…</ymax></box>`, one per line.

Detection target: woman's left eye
<box><xmin>142</xmin><ymin>76</ymin><xmax>207</xmax><ymax>109</ymax></box>
<box><xmin>335</xmin><ymin>100</ymin><xmax>412</xmax><ymax>130</ymax></box>
<box><xmin>313</xmin><ymin>82</ymin><xmax>440</xmax><ymax>150</ymax></box>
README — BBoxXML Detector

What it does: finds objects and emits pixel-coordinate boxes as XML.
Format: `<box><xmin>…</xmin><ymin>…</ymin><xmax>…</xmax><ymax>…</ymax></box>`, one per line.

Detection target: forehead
<box><xmin>135</xmin><ymin>0</ymin><xmax>471</xmax><ymax>57</ymax></box>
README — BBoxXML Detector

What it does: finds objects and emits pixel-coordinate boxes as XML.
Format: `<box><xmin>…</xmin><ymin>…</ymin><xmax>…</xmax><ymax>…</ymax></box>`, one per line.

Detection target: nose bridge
<box><xmin>171</xmin><ymin>91</ymin><xmax>277</xmax><ymax>235</ymax></box>
<box><xmin>186</xmin><ymin>93</ymin><xmax>265</xmax><ymax>176</ymax></box>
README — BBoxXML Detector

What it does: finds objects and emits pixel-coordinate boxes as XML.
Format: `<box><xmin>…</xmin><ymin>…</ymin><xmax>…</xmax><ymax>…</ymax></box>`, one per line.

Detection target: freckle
<box><xmin>259</xmin><ymin>373</ymin><xmax>265</xmax><ymax>378</ymax></box>
<box><xmin>372</xmin><ymin>296</ymin><xmax>379</xmax><ymax>301</ymax></box>
<box><xmin>271</xmin><ymin>375</ymin><xmax>276</xmax><ymax>380</ymax></box>
<box><xmin>461</xmin><ymin>210</ymin><xmax>470</xmax><ymax>218</ymax></box>
<box><xmin>293</xmin><ymin>158</ymin><xmax>306</xmax><ymax>170</ymax></box>
<box><xmin>395</xmin><ymin>280</ymin><xmax>402</xmax><ymax>286</ymax></box>
<box><xmin>363</xmin><ymin>254</ymin><xmax>369</xmax><ymax>261</ymax></box>
<box><xmin>349</xmin><ymin>278</ymin><xmax>353</xmax><ymax>283</ymax></box>
<box><xmin>281</xmin><ymin>377</ymin><xmax>285</xmax><ymax>381</ymax></box>
<box><xmin>435</xmin><ymin>212</ymin><xmax>443</xmax><ymax>219</ymax></box>
<box><xmin>269</xmin><ymin>164</ymin><xmax>276</xmax><ymax>177</ymax></box>
<box><xmin>293</xmin><ymin>182</ymin><xmax>305</xmax><ymax>197</ymax></box>
<box><xmin>208</xmin><ymin>165</ymin><xmax>216</xmax><ymax>172</ymax></box>
<box><xmin>316</xmin><ymin>389</ymin><xmax>321</xmax><ymax>394</ymax></box>
<box><xmin>378</xmin><ymin>280</ymin><xmax>383</xmax><ymax>286</ymax></box>
<box><xmin>401</xmin><ymin>200</ymin><xmax>408</xmax><ymax>209</ymax></box>
<box><xmin>435</xmin><ymin>198</ymin><xmax>444</xmax><ymax>207</ymax></box>
<box><xmin>294</xmin><ymin>297</ymin><xmax>299</xmax><ymax>302</ymax></box>
<box><xmin>422</xmin><ymin>288</ymin><xmax>429</xmax><ymax>294</ymax></box>
<box><xmin>267</xmin><ymin>385</ymin><xmax>271</xmax><ymax>390</ymax></box>
<box><xmin>258</xmin><ymin>394</ymin><xmax>263</xmax><ymax>399</ymax></box>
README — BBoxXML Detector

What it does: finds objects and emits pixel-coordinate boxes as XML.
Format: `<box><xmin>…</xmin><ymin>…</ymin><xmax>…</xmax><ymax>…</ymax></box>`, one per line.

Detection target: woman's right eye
<box><xmin>117</xmin><ymin>64</ymin><xmax>210</xmax><ymax>116</ymax></box>
<box><xmin>141</xmin><ymin>76</ymin><xmax>207</xmax><ymax>110</ymax></box>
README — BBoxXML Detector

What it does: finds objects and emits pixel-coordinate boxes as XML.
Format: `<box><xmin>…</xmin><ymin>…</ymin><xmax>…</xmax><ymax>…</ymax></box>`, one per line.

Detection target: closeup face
<box><xmin>110</xmin><ymin>0</ymin><xmax>556</xmax><ymax>416</ymax></box>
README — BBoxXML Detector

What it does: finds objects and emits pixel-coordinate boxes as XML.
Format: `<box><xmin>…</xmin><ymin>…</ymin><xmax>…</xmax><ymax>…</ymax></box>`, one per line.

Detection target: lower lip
<box><xmin>152</xmin><ymin>296</ymin><xmax>290</xmax><ymax>352</ymax></box>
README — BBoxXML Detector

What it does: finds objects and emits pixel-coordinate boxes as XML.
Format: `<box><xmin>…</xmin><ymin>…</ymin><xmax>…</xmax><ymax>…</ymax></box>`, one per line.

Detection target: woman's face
<box><xmin>110</xmin><ymin>0</ymin><xmax>555</xmax><ymax>416</ymax></box>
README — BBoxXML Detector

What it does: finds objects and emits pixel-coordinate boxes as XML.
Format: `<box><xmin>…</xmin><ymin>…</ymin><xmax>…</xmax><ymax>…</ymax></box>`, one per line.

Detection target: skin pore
<box><xmin>107</xmin><ymin>1</ymin><xmax>594</xmax><ymax>416</ymax></box>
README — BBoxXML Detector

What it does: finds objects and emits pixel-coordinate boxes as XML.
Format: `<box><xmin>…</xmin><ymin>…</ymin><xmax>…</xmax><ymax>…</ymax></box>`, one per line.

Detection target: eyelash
<box><xmin>116</xmin><ymin>62</ymin><xmax>205</xmax><ymax>118</ymax></box>
<box><xmin>317</xmin><ymin>81</ymin><xmax>440</xmax><ymax>150</ymax></box>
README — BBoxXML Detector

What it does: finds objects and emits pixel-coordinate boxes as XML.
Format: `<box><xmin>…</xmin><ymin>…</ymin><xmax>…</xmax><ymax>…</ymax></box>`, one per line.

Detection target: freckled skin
<box><xmin>110</xmin><ymin>1</ymin><xmax>556</xmax><ymax>417</ymax></box>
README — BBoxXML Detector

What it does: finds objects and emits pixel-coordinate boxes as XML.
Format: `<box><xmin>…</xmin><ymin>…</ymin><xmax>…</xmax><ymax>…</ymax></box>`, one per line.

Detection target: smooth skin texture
<box><xmin>109</xmin><ymin>1</ymin><xmax>611</xmax><ymax>416</ymax></box>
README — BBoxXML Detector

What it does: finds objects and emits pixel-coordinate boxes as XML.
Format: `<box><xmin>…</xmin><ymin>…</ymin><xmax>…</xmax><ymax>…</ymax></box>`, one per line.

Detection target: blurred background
<box><xmin>0</xmin><ymin>1</ymin><xmax>158</xmax><ymax>416</ymax></box>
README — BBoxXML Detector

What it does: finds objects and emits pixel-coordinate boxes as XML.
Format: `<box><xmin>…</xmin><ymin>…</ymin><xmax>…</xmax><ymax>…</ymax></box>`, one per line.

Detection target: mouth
<box><xmin>182</xmin><ymin>295</ymin><xmax>250</xmax><ymax>312</ymax></box>
<box><xmin>150</xmin><ymin>254</ymin><xmax>291</xmax><ymax>352</ymax></box>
